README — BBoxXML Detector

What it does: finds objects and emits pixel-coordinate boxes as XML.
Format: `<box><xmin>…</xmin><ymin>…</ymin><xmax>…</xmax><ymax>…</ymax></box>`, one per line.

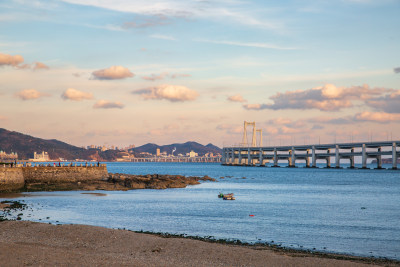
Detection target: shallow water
<box><xmin>2</xmin><ymin>162</ymin><xmax>400</xmax><ymax>260</ymax></box>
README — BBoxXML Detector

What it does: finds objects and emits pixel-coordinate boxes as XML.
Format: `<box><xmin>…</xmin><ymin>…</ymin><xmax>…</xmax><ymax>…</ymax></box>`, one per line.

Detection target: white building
<box><xmin>32</xmin><ymin>151</ymin><xmax>50</xmax><ymax>161</ymax></box>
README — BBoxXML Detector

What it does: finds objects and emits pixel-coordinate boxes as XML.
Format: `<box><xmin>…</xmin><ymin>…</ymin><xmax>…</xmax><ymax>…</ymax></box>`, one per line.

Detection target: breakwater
<box><xmin>0</xmin><ymin>165</ymin><xmax>108</xmax><ymax>192</ymax></box>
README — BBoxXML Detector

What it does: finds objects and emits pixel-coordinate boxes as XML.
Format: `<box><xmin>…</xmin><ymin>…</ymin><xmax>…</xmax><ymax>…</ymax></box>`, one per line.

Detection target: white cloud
<box><xmin>150</xmin><ymin>34</ymin><xmax>176</xmax><ymax>41</ymax></box>
<box><xmin>196</xmin><ymin>39</ymin><xmax>296</xmax><ymax>50</ymax></box>
<box><xmin>0</xmin><ymin>53</ymin><xmax>50</xmax><ymax>71</ymax></box>
<box><xmin>123</xmin><ymin>14</ymin><xmax>170</xmax><ymax>29</ymax></box>
<box><xmin>92</xmin><ymin>66</ymin><xmax>134</xmax><ymax>80</ymax></box>
<box><xmin>33</xmin><ymin>62</ymin><xmax>49</xmax><ymax>70</ymax></box>
<box><xmin>227</xmin><ymin>94</ymin><xmax>246</xmax><ymax>103</ymax></box>
<box><xmin>15</xmin><ymin>89</ymin><xmax>50</xmax><ymax>100</ymax></box>
<box><xmin>93</xmin><ymin>100</ymin><xmax>124</xmax><ymax>109</ymax></box>
<box><xmin>61</xmin><ymin>88</ymin><xmax>94</xmax><ymax>101</ymax></box>
<box><xmin>0</xmin><ymin>52</ymin><xmax>24</xmax><ymax>67</ymax></box>
<box><xmin>141</xmin><ymin>72</ymin><xmax>191</xmax><ymax>81</ymax></box>
<box><xmin>133</xmin><ymin>84</ymin><xmax>199</xmax><ymax>102</ymax></box>
<box><xmin>244</xmin><ymin>84</ymin><xmax>394</xmax><ymax>112</ymax></box>
<box><xmin>354</xmin><ymin>111</ymin><xmax>400</xmax><ymax>123</ymax></box>
<box><xmin>61</xmin><ymin>0</ymin><xmax>281</xmax><ymax>30</ymax></box>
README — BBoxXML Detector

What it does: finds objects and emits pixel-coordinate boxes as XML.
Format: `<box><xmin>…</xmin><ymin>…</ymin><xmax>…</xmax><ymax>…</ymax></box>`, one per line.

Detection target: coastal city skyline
<box><xmin>1</xmin><ymin>0</ymin><xmax>400</xmax><ymax>148</ymax></box>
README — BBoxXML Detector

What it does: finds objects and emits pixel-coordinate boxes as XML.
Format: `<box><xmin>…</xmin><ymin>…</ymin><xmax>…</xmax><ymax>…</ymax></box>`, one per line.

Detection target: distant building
<box><xmin>0</xmin><ymin>150</ymin><xmax>18</xmax><ymax>160</ymax></box>
<box><xmin>187</xmin><ymin>150</ymin><xmax>198</xmax><ymax>158</ymax></box>
<box><xmin>32</xmin><ymin>151</ymin><xmax>50</xmax><ymax>161</ymax></box>
<box><xmin>156</xmin><ymin>148</ymin><xmax>160</xmax><ymax>156</ymax></box>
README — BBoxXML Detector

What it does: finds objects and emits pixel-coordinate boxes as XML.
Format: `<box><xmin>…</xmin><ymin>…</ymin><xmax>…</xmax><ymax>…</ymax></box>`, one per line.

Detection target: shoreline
<box><xmin>0</xmin><ymin>220</ymin><xmax>399</xmax><ymax>267</ymax></box>
<box><xmin>0</xmin><ymin>199</ymin><xmax>399</xmax><ymax>266</ymax></box>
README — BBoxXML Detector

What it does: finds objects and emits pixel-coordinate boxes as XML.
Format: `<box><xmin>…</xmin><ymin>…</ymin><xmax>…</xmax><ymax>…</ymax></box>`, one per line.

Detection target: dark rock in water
<box><xmin>17</xmin><ymin>173</ymin><xmax>216</xmax><ymax>192</ymax></box>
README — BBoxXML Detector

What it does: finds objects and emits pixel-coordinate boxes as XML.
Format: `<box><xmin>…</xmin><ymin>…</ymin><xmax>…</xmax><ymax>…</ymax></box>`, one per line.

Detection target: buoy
<box><xmin>249</xmin><ymin>215</ymin><xmax>254</xmax><ymax>217</ymax></box>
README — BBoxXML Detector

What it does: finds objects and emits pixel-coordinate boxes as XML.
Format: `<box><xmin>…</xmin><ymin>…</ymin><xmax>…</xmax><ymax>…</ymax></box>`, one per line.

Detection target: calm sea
<box><xmin>3</xmin><ymin>162</ymin><xmax>400</xmax><ymax>260</ymax></box>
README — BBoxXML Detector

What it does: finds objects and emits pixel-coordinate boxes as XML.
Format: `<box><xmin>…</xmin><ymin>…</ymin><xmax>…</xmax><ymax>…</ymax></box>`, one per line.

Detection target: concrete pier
<box><xmin>222</xmin><ymin>141</ymin><xmax>400</xmax><ymax>169</ymax></box>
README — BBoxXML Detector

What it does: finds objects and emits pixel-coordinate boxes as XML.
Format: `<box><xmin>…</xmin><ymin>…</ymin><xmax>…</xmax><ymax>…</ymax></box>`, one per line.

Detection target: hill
<box><xmin>0</xmin><ymin>128</ymin><xmax>120</xmax><ymax>161</ymax></box>
<box><xmin>130</xmin><ymin>141</ymin><xmax>222</xmax><ymax>156</ymax></box>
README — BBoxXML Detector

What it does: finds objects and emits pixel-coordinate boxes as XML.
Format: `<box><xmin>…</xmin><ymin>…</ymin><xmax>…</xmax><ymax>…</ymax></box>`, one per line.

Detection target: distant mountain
<box><xmin>130</xmin><ymin>141</ymin><xmax>222</xmax><ymax>156</ymax></box>
<box><xmin>0</xmin><ymin>128</ymin><xmax>120</xmax><ymax>161</ymax></box>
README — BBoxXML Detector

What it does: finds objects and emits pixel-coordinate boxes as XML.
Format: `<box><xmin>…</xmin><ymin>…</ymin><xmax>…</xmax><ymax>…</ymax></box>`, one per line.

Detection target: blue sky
<box><xmin>0</xmin><ymin>0</ymin><xmax>399</xmax><ymax>147</ymax></box>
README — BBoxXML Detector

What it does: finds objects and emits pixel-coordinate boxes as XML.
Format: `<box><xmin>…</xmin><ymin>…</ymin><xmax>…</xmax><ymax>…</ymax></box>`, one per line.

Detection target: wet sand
<box><xmin>0</xmin><ymin>221</ymin><xmax>397</xmax><ymax>267</ymax></box>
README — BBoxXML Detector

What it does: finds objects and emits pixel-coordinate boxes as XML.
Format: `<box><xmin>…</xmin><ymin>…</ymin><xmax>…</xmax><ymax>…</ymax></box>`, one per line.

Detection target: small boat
<box><xmin>218</xmin><ymin>193</ymin><xmax>235</xmax><ymax>200</ymax></box>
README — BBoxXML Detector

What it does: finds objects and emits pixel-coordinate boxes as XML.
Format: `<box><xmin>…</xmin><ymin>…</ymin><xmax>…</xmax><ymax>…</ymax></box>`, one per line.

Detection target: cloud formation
<box><xmin>33</xmin><ymin>62</ymin><xmax>49</xmax><ymax>70</ymax></box>
<box><xmin>15</xmin><ymin>89</ymin><xmax>49</xmax><ymax>100</ymax></box>
<box><xmin>354</xmin><ymin>111</ymin><xmax>400</xmax><ymax>123</ymax></box>
<box><xmin>149</xmin><ymin>34</ymin><xmax>176</xmax><ymax>41</ymax></box>
<box><xmin>197</xmin><ymin>39</ymin><xmax>296</xmax><ymax>50</ymax></box>
<box><xmin>93</xmin><ymin>100</ymin><xmax>124</xmax><ymax>109</ymax></box>
<box><xmin>366</xmin><ymin>91</ymin><xmax>400</xmax><ymax>113</ymax></box>
<box><xmin>61</xmin><ymin>88</ymin><xmax>94</xmax><ymax>101</ymax></box>
<box><xmin>61</xmin><ymin>0</ymin><xmax>279</xmax><ymax>30</ymax></box>
<box><xmin>122</xmin><ymin>14</ymin><xmax>170</xmax><ymax>29</ymax></box>
<box><xmin>0</xmin><ymin>53</ymin><xmax>50</xmax><ymax>71</ymax></box>
<box><xmin>244</xmin><ymin>84</ymin><xmax>394</xmax><ymax>112</ymax></box>
<box><xmin>141</xmin><ymin>72</ymin><xmax>191</xmax><ymax>81</ymax></box>
<box><xmin>133</xmin><ymin>84</ymin><xmax>199</xmax><ymax>102</ymax></box>
<box><xmin>227</xmin><ymin>94</ymin><xmax>246</xmax><ymax>103</ymax></box>
<box><xmin>0</xmin><ymin>52</ymin><xmax>24</xmax><ymax>67</ymax></box>
<box><xmin>92</xmin><ymin>66</ymin><xmax>134</xmax><ymax>80</ymax></box>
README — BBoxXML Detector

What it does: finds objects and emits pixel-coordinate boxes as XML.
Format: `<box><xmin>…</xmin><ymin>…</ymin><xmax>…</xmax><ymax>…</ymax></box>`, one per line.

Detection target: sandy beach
<box><xmin>0</xmin><ymin>221</ymin><xmax>397</xmax><ymax>267</ymax></box>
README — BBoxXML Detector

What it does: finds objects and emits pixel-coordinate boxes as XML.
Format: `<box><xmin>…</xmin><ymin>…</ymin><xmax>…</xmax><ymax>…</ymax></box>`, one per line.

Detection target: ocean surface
<box><xmin>2</xmin><ymin>162</ymin><xmax>400</xmax><ymax>260</ymax></box>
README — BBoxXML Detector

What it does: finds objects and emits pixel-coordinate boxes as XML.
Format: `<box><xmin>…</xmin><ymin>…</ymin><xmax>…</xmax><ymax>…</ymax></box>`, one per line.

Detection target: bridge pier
<box><xmin>335</xmin><ymin>145</ymin><xmax>340</xmax><ymax>168</ymax></box>
<box><xmin>376</xmin><ymin>147</ymin><xmax>383</xmax><ymax>169</ymax></box>
<box><xmin>393</xmin><ymin>142</ymin><xmax>398</xmax><ymax>170</ymax></box>
<box><xmin>259</xmin><ymin>148</ymin><xmax>264</xmax><ymax>166</ymax></box>
<box><xmin>312</xmin><ymin>146</ymin><xmax>317</xmax><ymax>168</ymax></box>
<box><xmin>289</xmin><ymin>147</ymin><xmax>295</xmax><ymax>167</ymax></box>
<box><xmin>362</xmin><ymin>144</ymin><xmax>367</xmax><ymax>169</ymax></box>
<box><xmin>326</xmin><ymin>149</ymin><xmax>331</xmax><ymax>168</ymax></box>
<box><xmin>306</xmin><ymin>150</ymin><xmax>310</xmax><ymax>167</ymax></box>
<box><xmin>272</xmin><ymin>148</ymin><xmax>279</xmax><ymax>167</ymax></box>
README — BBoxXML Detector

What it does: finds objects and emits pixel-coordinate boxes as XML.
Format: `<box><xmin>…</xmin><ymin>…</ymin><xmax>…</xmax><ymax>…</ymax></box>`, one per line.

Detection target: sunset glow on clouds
<box><xmin>0</xmin><ymin>0</ymin><xmax>399</xmax><ymax>147</ymax></box>
<box><xmin>61</xmin><ymin>88</ymin><xmax>94</xmax><ymax>101</ymax></box>
<box><xmin>92</xmin><ymin>66</ymin><xmax>134</xmax><ymax>80</ymax></box>
<box><xmin>133</xmin><ymin>85</ymin><xmax>199</xmax><ymax>102</ymax></box>
<box><xmin>15</xmin><ymin>89</ymin><xmax>50</xmax><ymax>100</ymax></box>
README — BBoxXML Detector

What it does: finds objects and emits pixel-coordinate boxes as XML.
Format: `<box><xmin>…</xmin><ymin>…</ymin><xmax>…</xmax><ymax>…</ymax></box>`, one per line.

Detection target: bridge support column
<box><xmin>393</xmin><ymin>142</ymin><xmax>397</xmax><ymax>170</ymax></box>
<box><xmin>362</xmin><ymin>144</ymin><xmax>367</xmax><ymax>169</ymax></box>
<box><xmin>306</xmin><ymin>149</ymin><xmax>310</xmax><ymax>167</ymax></box>
<box><xmin>376</xmin><ymin>147</ymin><xmax>382</xmax><ymax>169</ymax></box>
<box><xmin>238</xmin><ymin>150</ymin><xmax>242</xmax><ymax>165</ymax></box>
<box><xmin>259</xmin><ymin>148</ymin><xmax>264</xmax><ymax>166</ymax></box>
<box><xmin>247</xmin><ymin>148</ymin><xmax>251</xmax><ymax>166</ymax></box>
<box><xmin>289</xmin><ymin>147</ymin><xmax>295</xmax><ymax>167</ymax></box>
<box><xmin>335</xmin><ymin>145</ymin><xmax>340</xmax><ymax>168</ymax></box>
<box><xmin>273</xmin><ymin>148</ymin><xmax>279</xmax><ymax>167</ymax></box>
<box><xmin>350</xmin><ymin>148</ymin><xmax>355</xmax><ymax>168</ymax></box>
<box><xmin>312</xmin><ymin>146</ymin><xmax>317</xmax><ymax>167</ymax></box>
<box><xmin>326</xmin><ymin>149</ymin><xmax>331</xmax><ymax>168</ymax></box>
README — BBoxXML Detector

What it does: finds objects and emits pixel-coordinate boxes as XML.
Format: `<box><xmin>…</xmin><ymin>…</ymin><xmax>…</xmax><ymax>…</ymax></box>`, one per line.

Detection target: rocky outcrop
<box><xmin>107</xmin><ymin>173</ymin><xmax>216</xmax><ymax>190</ymax></box>
<box><xmin>4</xmin><ymin>171</ymin><xmax>216</xmax><ymax>192</ymax></box>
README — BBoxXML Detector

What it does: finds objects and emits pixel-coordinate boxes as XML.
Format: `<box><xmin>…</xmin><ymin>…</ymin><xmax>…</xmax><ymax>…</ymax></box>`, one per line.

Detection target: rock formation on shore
<box><xmin>23</xmin><ymin>173</ymin><xmax>216</xmax><ymax>192</ymax></box>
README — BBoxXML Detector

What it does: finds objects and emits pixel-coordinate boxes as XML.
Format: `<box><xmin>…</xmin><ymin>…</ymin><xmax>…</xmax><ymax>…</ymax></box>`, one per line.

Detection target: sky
<box><xmin>0</xmin><ymin>0</ymin><xmax>399</xmax><ymax>148</ymax></box>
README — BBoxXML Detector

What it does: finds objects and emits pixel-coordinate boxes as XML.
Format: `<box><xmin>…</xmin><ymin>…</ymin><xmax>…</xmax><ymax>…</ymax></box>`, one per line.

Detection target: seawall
<box><xmin>0</xmin><ymin>166</ymin><xmax>108</xmax><ymax>192</ymax></box>
<box><xmin>0</xmin><ymin>168</ymin><xmax>25</xmax><ymax>192</ymax></box>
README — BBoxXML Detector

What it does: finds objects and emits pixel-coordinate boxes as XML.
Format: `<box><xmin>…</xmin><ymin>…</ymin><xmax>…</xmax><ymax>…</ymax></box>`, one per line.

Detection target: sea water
<box><xmin>3</xmin><ymin>162</ymin><xmax>400</xmax><ymax>260</ymax></box>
